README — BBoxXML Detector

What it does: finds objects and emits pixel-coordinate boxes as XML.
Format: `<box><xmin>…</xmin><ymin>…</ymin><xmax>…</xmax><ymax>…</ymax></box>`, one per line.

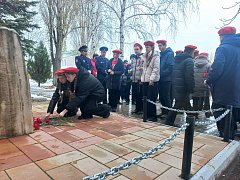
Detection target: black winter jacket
<box><xmin>106</xmin><ymin>58</ymin><xmax>124</xmax><ymax>90</ymax></box>
<box><xmin>172</xmin><ymin>53</ymin><xmax>195</xmax><ymax>100</ymax></box>
<box><xmin>65</xmin><ymin>67</ymin><xmax>105</xmax><ymax>111</ymax></box>
<box><xmin>47</xmin><ymin>82</ymin><xmax>71</xmax><ymax>114</ymax></box>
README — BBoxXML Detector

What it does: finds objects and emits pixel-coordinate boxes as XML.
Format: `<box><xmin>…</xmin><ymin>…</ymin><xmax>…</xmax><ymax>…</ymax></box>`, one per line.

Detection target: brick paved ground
<box><xmin>0</xmin><ymin>104</ymin><xmax>228</xmax><ymax>180</ymax></box>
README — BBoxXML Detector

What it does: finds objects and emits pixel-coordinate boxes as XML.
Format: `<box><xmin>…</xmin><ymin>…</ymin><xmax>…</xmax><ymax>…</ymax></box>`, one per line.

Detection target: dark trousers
<box><xmin>57</xmin><ymin>102</ymin><xmax>77</xmax><ymax>117</ymax></box>
<box><xmin>132</xmin><ymin>82</ymin><xmax>143</xmax><ymax>112</ymax></box>
<box><xmin>120</xmin><ymin>81</ymin><xmax>131</xmax><ymax>102</ymax></box>
<box><xmin>142</xmin><ymin>82</ymin><xmax>158</xmax><ymax>119</ymax></box>
<box><xmin>158</xmin><ymin>81</ymin><xmax>172</xmax><ymax>115</ymax></box>
<box><xmin>193</xmin><ymin>97</ymin><xmax>211</xmax><ymax>118</ymax></box>
<box><xmin>79</xmin><ymin>96</ymin><xmax>110</xmax><ymax>117</ymax></box>
<box><xmin>132</xmin><ymin>84</ymin><xmax>136</xmax><ymax>104</ymax></box>
<box><xmin>166</xmin><ymin>99</ymin><xmax>192</xmax><ymax>125</ymax></box>
<box><xmin>212</xmin><ymin>103</ymin><xmax>239</xmax><ymax>138</ymax></box>
<box><xmin>109</xmin><ymin>89</ymin><xmax>120</xmax><ymax>108</ymax></box>
<box><xmin>98</xmin><ymin>77</ymin><xmax>107</xmax><ymax>104</ymax></box>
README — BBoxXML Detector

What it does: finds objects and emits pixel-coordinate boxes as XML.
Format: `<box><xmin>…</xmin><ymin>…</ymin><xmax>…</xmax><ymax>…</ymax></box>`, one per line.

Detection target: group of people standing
<box><xmin>46</xmin><ymin>25</ymin><xmax>240</xmax><ymax>139</ymax></box>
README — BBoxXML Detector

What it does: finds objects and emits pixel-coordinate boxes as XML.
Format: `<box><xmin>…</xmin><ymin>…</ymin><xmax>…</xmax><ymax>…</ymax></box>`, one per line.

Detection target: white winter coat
<box><xmin>141</xmin><ymin>50</ymin><xmax>160</xmax><ymax>82</ymax></box>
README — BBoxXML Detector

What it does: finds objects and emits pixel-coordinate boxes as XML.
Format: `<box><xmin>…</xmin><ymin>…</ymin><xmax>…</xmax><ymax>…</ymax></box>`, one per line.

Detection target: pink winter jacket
<box><xmin>141</xmin><ymin>50</ymin><xmax>160</xmax><ymax>82</ymax></box>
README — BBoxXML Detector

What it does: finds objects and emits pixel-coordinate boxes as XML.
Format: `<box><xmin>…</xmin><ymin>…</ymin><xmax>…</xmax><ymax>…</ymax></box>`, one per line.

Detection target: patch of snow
<box><xmin>31</xmin><ymin>94</ymin><xmax>47</xmax><ymax>101</ymax></box>
<box><xmin>30</xmin><ymin>79</ymin><xmax>55</xmax><ymax>100</ymax></box>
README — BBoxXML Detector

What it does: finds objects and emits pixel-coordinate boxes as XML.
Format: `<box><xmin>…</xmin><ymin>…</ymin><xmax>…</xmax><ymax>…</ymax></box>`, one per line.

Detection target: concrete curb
<box><xmin>191</xmin><ymin>140</ymin><xmax>240</xmax><ymax>180</ymax></box>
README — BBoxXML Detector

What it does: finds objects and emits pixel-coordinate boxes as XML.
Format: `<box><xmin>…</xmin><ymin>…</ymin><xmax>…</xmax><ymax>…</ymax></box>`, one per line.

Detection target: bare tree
<box><xmin>70</xmin><ymin>0</ymin><xmax>104</xmax><ymax>54</ymax></box>
<box><xmin>99</xmin><ymin>0</ymin><xmax>198</xmax><ymax>57</ymax></box>
<box><xmin>40</xmin><ymin>0</ymin><xmax>77</xmax><ymax>85</ymax></box>
<box><xmin>220</xmin><ymin>1</ymin><xmax>240</xmax><ymax>25</ymax></box>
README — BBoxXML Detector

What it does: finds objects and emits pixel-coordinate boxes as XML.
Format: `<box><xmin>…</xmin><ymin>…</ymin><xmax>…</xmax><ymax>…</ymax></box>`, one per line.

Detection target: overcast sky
<box><xmin>157</xmin><ymin>0</ymin><xmax>239</xmax><ymax>59</ymax></box>
<box><xmin>35</xmin><ymin>0</ymin><xmax>239</xmax><ymax>61</ymax></box>
<box><xmin>103</xmin><ymin>0</ymin><xmax>240</xmax><ymax>60</ymax></box>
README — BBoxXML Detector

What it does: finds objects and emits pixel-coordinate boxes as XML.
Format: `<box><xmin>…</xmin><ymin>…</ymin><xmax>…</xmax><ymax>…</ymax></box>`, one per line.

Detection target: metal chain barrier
<box><xmin>195</xmin><ymin>109</ymin><xmax>230</xmax><ymax>125</ymax></box>
<box><xmin>82</xmin><ymin>123</ymin><xmax>189</xmax><ymax>180</ymax></box>
<box><xmin>147</xmin><ymin>99</ymin><xmax>225</xmax><ymax>114</ymax></box>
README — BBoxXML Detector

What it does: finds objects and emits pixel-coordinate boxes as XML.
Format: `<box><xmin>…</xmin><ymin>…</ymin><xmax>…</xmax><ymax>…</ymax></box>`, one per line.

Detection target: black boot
<box><xmin>78</xmin><ymin>114</ymin><xmax>93</xmax><ymax>120</ymax></box>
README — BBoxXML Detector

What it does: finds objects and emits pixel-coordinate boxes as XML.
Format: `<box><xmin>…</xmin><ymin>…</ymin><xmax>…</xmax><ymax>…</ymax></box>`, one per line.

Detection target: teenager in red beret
<box><xmin>199</xmin><ymin>52</ymin><xmax>209</xmax><ymax>57</ymax></box>
<box><xmin>130</xmin><ymin>43</ymin><xmax>144</xmax><ymax>114</ymax></box>
<box><xmin>192</xmin><ymin>52</ymin><xmax>211</xmax><ymax>119</ymax></box>
<box><xmin>157</xmin><ymin>39</ymin><xmax>174</xmax><ymax>118</ymax></box>
<box><xmin>218</xmin><ymin>26</ymin><xmax>236</xmax><ymax>36</ymax></box>
<box><xmin>106</xmin><ymin>49</ymin><xmax>124</xmax><ymax>112</ymax></box>
<box><xmin>58</xmin><ymin>66</ymin><xmax>111</xmax><ymax>119</ymax></box>
<box><xmin>175</xmin><ymin>50</ymin><xmax>183</xmax><ymax>56</ymax></box>
<box><xmin>165</xmin><ymin>45</ymin><xmax>196</xmax><ymax>126</ymax></box>
<box><xmin>206</xmin><ymin>26</ymin><xmax>240</xmax><ymax>139</ymax></box>
<box><xmin>45</xmin><ymin>68</ymin><xmax>77</xmax><ymax>119</ymax></box>
<box><xmin>194</xmin><ymin>49</ymin><xmax>199</xmax><ymax>59</ymax></box>
<box><xmin>141</xmin><ymin>40</ymin><xmax>160</xmax><ymax>121</ymax></box>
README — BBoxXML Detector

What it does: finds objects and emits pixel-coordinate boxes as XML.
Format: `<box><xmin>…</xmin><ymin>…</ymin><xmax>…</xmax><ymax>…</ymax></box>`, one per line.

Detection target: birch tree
<box><xmin>221</xmin><ymin>1</ymin><xmax>240</xmax><ymax>25</ymax></box>
<box><xmin>70</xmin><ymin>0</ymin><xmax>103</xmax><ymax>54</ymax></box>
<box><xmin>99</xmin><ymin>0</ymin><xmax>198</xmax><ymax>57</ymax></box>
<box><xmin>40</xmin><ymin>0</ymin><xmax>77</xmax><ymax>85</ymax></box>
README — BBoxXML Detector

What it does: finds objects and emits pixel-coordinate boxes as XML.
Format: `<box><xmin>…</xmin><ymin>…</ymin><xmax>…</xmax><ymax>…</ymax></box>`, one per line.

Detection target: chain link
<box><xmin>147</xmin><ymin>99</ymin><xmax>225</xmax><ymax>114</ymax></box>
<box><xmin>195</xmin><ymin>109</ymin><xmax>230</xmax><ymax>125</ymax></box>
<box><xmin>82</xmin><ymin>123</ymin><xmax>189</xmax><ymax>180</ymax></box>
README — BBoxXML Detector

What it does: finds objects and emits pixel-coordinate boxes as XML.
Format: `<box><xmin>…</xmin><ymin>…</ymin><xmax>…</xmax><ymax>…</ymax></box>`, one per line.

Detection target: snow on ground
<box><xmin>30</xmin><ymin>79</ymin><xmax>55</xmax><ymax>101</ymax></box>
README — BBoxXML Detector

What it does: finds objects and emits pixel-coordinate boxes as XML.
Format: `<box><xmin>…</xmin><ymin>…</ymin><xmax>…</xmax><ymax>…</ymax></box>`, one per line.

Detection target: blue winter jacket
<box><xmin>75</xmin><ymin>55</ymin><xmax>93</xmax><ymax>71</ymax></box>
<box><xmin>159</xmin><ymin>47</ymin><xmax>174</xmax><ymax>82</ymax></box>
<box><xmin>207</xmin><ymin>34</ymin><xmax>240</xmax><ymax>107</ymax></box>
<box><xmin>96</xmin><ymin>56</ymin><xmax>109</xmax><ymax>80</ymax></box>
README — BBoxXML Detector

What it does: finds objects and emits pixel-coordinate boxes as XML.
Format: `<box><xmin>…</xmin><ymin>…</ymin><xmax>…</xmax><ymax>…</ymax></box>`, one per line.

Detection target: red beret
<box><xmin>199</xmin><ymin>52</ymin><xmax>209</xmax><ymax>57</ymax></box>
<box><xmin>55</xmin><ymin>69</ymin><xmax>65</xmax><ymax>76</ymax></box>
<box><xmin>134</xmin><ymin>43</ymin><xmax>143</xmax><ymax>49</ymax></box>
<box><xmin>185</xmin><ymin>45</ymin><xmax>197</xmax><ymax>50</ymax></box>
<box><xmin>194</xmin><ymin>49</ymin><xmax>199</xmax><ymax>53</ymax></box>
<box><xmin>64</xmin><ymin>67</ymin><xmax>79</xmax><ymax>73</ymax></box>
<box><xmin>112</xmin><ymin>49</ymin><xmax>122</xmax><ymax>54</ymax></box>
<box><xmin>156</xmin><ymin>40</ymin><xmax>167</xmax><ymax>44</ymax></box>
<box><xmin>175</xmin><ymin>50</ymin><xmax>183</xmax><ymax>53</ymax></box>
<box><xmin>218</xmin><ymin>26</ymin><xmax>236</xmax><ymax>35</ymax></box>
<box><xmin>144</xmin><ymin>41</ymin><xmax>155</xmax><ymax>46</ymax></box>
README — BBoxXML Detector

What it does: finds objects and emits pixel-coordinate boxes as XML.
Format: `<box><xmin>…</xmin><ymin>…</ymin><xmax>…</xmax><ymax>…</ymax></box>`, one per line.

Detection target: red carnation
<box><xmin>203</xmin><ymin>72</ymin><xmax>209</xmax><ymax>77</ymax></box>
<box><xmin>33</xmin><ymin>121</ymin><xmax>40</xmax><ymax>130</ymax></box>
<box><xmin>45</xmin><ymin>119</ymin><xmax>51</xmax><ymax>124</ymax></box>
<box><xmin>36</xmin><ymin>117</ymin><xmax>42</xmax><ymax>124</ymax></box>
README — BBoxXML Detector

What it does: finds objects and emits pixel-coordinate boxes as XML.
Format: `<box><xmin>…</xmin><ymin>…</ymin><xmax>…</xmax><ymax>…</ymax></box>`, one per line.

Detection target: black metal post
<box><xmin>223</xmin><ymin>106</ymin><xmax>233</xmax><ymax>142</ymax></box>
<box><xmin>143</xmin><ymin>96</ymin><xmax>147</xmax><ymax>122</ymax></box>
<box><xmin>181</xmin><ymin>116</ymin><xmax>195</xmax><ymax>180</ymax></box>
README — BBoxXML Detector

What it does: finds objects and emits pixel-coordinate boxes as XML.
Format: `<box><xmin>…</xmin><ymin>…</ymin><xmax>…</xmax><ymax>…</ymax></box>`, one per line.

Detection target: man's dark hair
<box><xmin>184</xmin><ymin>48</ymin><xmax>194</xmax><ymax>55</ymax></box>
<box><xmin>93</xmin><ymin>53</ymin><xmax>99</xmax><ymax>58</ymax></box>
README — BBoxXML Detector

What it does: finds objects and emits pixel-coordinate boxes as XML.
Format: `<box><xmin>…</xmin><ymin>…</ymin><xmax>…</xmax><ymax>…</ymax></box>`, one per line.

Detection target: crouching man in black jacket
<box><xmin>165</xmin><ymin>45</ymin><xmax>196</xmax><ymax>126</ymax></box>
<box><xmin>58</xmin><ymin>67</ymin><xmax>111</xmax><ymax>119</ymax></box>
<box><xmin>45</xmin><ymin>69</ymin><xmax>77</xmax><ymax>119</ymax></box>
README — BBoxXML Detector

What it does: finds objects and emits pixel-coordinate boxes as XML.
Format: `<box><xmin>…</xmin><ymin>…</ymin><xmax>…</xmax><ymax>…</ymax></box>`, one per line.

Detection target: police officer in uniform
<box><xmin>58</xmin><ymin>67</ymin><xmax>111</xmax><ymax>119</ymax></box>
<box><xmin>75</xmin><ymin>45</ymin><xmax>92</xmax><ymax>72</ymax></box>
<box><xmin>45</xmin><ymin>69</ymin><xmax>77</xmax><ymax>119</ymax></box>
<box><xmin>96</xmin><ymin>46</ymin><xmax>109</xmax><ymax>104</ymax></box>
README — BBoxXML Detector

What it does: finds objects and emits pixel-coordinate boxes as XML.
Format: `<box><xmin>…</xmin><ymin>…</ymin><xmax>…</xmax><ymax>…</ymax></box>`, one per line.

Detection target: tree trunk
<box><xmin>0</xmin><ymin>27</ymin><xmax>33</xmax><ymax>139</ymax></box>
<box><xmin>120</xmin><ymin>0</ymin><xmax>126</xmax><ymax>58</ymax></box>
<box><xmin>53</xmin><ymin>43</ymin><xmax>62</xmax><ymax>86</ymax></box>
